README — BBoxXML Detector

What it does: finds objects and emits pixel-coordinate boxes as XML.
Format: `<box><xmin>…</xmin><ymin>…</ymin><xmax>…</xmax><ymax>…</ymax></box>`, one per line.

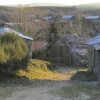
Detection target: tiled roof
<box><xmin>87</xmin><ymin>35</ymin><xmax>100</xmax><ymax>45</ymax></box>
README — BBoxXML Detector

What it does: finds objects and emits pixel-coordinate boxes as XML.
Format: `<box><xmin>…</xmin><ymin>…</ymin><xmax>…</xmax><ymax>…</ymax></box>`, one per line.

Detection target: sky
<box><xmin>0</xmin><ymin>0</ymin><xmax>100</xmax><ymax>6</ymax></box>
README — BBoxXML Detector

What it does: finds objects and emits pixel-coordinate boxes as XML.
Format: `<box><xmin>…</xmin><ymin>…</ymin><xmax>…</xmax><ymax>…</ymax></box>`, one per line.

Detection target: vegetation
<box><xmin>16</xmin><ymin>59</ymin><xmax>72</xmax><ymax>80</ymax></box>
<box><xmin>0</xmin><ymin>33</ymin><xmax>28</xmax><ymax>73</ymax></box>
<box><xmin>16</xmin><ymin>59</ymin><xmax>52</xmax><ymax>79</ymax></box>
<box><xmin>0</xmin><ymin>5</ymin><xmax>100</xmax><ymax>37</ymax></box>
<box><xmin>0</xmin><ymin>4</ymin><xmax>100</xmax><ymax>100</ymax></box>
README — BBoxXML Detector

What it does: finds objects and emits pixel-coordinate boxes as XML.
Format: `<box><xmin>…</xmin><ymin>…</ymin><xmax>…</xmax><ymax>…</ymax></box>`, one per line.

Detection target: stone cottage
<box><xmin>87</xmin><ymin>35</ymin><xmax>100</xmax><ymax>82</ymax></box>
<box><xmin>47</xmin><ymin>34</ymin><xmax>89</xmax><ymax>66</ymax></box>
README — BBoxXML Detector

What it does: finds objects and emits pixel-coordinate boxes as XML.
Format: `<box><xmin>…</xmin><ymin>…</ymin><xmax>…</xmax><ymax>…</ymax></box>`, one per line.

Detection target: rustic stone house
<box><xmin>31</xmin><ymin>34</ymin><xmax>89</xmax><ymax>66</ymax></box>
<box><xmin>46</xmin><ymin>37</ymin><xmax>72</xmax><ymax>64</ymax></box>
<box><xmin>46</xmin><ymin>34</ymin><xmax>89</xmax><ymax>66</ymax></box>
<box><xmin>87</xmin><ymin>35</ymin><xmax>100</xmax><ymax>82</ymax></box>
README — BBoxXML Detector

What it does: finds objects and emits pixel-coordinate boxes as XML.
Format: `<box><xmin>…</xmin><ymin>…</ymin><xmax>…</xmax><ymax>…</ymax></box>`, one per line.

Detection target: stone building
<box><xmin>87</xmin><ymin>35</ymin><xmax>100</xmax><ymax>82</ymax></box>
<box><xmin>47</xmin><ymin>34</ymin><xmax>89</xmax><ymax>66</ymax></box>
<box><xmin>62</xmin><ymin>15</ymin><xmax>76</xmax><ymax>21</ymax></box>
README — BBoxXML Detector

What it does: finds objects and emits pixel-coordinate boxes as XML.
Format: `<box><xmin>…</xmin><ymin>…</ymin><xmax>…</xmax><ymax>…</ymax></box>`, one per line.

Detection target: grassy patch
<box><xmin>52</xmin><ymin>83</ymin><xmax>100</xmax><ymax>100</ymax></box>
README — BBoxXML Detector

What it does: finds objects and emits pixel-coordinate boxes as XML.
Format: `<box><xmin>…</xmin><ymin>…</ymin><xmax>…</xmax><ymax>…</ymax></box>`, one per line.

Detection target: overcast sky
<box><xmin>0</xmin><ymin>0</ymin><xmax>100</xmax><ymax>5</ymax></box>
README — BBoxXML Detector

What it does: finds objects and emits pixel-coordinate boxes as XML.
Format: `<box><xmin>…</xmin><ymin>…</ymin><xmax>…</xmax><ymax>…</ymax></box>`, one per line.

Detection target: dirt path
<box><xmin>0</xmin><ymin>67</ymin><xmax>98</xmax><ymax>100</ymax></box>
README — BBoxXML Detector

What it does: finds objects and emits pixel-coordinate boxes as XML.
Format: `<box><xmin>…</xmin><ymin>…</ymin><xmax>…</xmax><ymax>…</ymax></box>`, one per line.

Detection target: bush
<box><xmin>0</xmin><ymin>33</ymin><xmax>28</xmax><ymax>73</ymax></box>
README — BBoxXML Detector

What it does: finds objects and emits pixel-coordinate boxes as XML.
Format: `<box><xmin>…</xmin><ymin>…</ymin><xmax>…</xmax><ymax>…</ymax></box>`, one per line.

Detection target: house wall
<box><xmin>88</xmin><ymin>46</ymin><xmax>95</xmax><ymax>71</ymax></box>
<box><xmin>88</xmin><ymin>46</ymin><xmax>100</xmax><ymax>71</ymax></box>
<box><xmin>88</xmin><ymin>46</ymin><xmax>100</xmax><ymax>82</ymax></box>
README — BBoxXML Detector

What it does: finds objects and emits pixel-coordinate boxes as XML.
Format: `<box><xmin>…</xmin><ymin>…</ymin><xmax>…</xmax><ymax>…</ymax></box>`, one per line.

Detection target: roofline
<box><xmin>0</xmin><ymin>28</ymin><xmax>33</xmax><ymax>41</ymax></box>
<box><xmin>87</xmin><ymin>35</ymin><xmax>100</xmax><ymax>45</ymax></box>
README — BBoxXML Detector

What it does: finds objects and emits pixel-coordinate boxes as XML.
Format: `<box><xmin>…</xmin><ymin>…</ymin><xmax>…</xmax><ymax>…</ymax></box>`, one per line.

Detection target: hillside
<box><xmin>0</xmin><ymin>6</ymin><xmax>18</xmax><ymax>22</ymax></box>
<box><xmin>0</xmin><ymin>3</ymin><xmax>100</xmax><ymax>37</ymax></box>
<box><xmin>76</xmin><ymin>3</ymin><xmax>100</xmax><ymax>11</ymax></box>
<box><xmin>0</xmin><ymin>3</ymin><xmax>100</xmax><ymax>22</ymax></box>
<box><xmin>76</xmin><ymin>3</ymin><xmax>100</xmax><ymax>15</ymax></box>
<box><xmin>0</xmin><ymin>6</ymin><xmax>78</xmax><ymax>22</ymax></box>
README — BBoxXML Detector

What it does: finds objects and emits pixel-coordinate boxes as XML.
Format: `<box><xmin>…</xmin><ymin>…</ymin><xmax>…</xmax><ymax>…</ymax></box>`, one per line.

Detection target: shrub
<box><xmin>0</xmin><ymin>33</ymin><xmax>28</xmax><ymax>73</ymax></box>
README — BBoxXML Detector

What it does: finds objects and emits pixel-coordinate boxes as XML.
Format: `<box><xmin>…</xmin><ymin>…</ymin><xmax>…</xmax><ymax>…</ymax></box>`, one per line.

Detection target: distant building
<box><xmin>87</xmin><ymin>35</ymin><xmax>100</xmax><ymax>82</ymax></box>
<box><xmin>62</xmin><ymin>15</ymin><xmax>75</xmax><ymax>21</ymax></box>
<box><xmin>44</xmin><ymin>16</ymin><xmax>55</xmax><ymax>22</ymax></box>
<box><xmin>0</xmin><ymin>28</ymin><xmax>33</xmax><ymax>57</ymax></box>
<box><xmin>84</xmin><ymin>16</ymin><xmax>100</xmax><ymax>23</ymax></box>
